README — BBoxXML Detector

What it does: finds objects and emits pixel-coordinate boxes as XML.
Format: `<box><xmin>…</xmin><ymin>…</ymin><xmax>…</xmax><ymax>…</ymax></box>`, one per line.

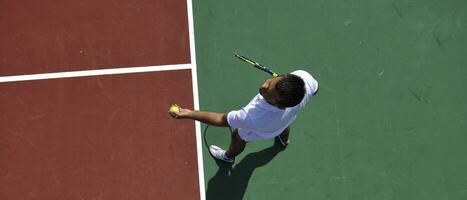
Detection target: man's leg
<box><xmin>225</xmin><ymin>129</ymin><xmax>246</xmax><ymax>158</ymax></box>
<box><xmin>209</xmin><ymin>129</ymin><xmax>246</xmax><ymax>163</ymax></box>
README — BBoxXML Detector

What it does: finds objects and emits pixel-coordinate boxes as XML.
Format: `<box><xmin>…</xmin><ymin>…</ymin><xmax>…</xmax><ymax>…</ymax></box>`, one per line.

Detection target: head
<box><xmin>259</xmin><ymin>74</ymin><xmax>306</xmax><ymax>109</ymax></box>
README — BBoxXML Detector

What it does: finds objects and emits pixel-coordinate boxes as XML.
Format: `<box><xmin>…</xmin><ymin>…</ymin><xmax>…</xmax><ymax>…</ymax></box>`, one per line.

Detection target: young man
<box><xmin>170</xmin><ymin>70</ymin><xmax>318</xmax><ymax>163</ymax></box>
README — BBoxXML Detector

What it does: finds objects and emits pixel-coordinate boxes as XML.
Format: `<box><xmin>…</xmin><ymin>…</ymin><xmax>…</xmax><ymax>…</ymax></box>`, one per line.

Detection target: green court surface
<box><xmin>193</xmin><ymin>0</ymin><xmax>467</xmax><ymax>199</ymax></box>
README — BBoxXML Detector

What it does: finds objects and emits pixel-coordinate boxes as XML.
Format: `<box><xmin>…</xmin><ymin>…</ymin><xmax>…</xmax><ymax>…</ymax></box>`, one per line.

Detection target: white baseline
<box><xmin>0</xmin><ymin>64</ymin><xmax>192</xmax><ymax>83</ymax></box>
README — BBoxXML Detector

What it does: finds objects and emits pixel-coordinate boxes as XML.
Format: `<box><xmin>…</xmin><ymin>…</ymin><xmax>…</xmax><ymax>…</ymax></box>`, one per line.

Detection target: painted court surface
<box><xmin>2</xmin><ymin>0</ymin><xmax>467</xmax><ymax>200</ymax></box>
<box><xmin>1</xmin><ymin>0</ymin><xmax>202</xmax><ymax>199</ymax></box>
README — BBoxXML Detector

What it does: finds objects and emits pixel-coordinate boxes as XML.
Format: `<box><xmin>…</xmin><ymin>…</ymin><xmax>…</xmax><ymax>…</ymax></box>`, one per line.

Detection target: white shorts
<box><xmin>237</xmin><ymin>128</ymin><xmax>285</xmax><ymax>142</ymax></box>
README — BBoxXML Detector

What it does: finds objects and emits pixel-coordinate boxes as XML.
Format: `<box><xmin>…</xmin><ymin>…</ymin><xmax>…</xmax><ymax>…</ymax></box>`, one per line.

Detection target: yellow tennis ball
<box><xmin>169</xmin><ymin>105</ymin><xmax>180</xmax><ymax>114</ymax></box>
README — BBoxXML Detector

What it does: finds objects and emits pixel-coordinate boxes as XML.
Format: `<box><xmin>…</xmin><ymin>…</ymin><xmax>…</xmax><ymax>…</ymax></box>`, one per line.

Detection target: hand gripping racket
<box><xmin>234</xmin><ymin>53</ymin><xmax>280</xmax><ymax>77</ymax></box>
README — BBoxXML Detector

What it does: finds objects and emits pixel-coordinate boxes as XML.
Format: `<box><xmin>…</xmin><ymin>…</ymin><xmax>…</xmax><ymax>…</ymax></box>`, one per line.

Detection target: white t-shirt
<box><xmin>227</xmin><ymin>70</ymin><xmax>318</xmax><ymax>141</ymax></box>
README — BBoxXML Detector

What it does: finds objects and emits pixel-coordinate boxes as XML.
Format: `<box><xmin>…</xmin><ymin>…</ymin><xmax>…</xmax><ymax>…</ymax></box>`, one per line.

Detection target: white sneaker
<box><xmin>209</xmin><ymin>145</ymin><xmax>234</xmax><ymax>163</ymax></box>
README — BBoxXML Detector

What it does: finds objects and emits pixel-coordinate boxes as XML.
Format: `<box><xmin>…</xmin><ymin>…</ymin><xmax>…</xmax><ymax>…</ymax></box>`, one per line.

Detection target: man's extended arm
<box><xmin>170</xmin><ymin>107</ymin><xmax>229</xmax><ymax>127</ymax></box>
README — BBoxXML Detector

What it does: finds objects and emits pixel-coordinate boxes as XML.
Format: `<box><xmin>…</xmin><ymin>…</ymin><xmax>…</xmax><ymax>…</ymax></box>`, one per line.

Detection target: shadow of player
<box><xmin>205</xmin><ymin>138</ymin><xmax>285</xmax><ymax>200</ymax></box>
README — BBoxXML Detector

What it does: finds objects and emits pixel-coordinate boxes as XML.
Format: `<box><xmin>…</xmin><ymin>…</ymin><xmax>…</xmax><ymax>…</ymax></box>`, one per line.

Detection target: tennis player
<box><xmin>170</xmin><ymin>70</ymin><xmax>318</xmax><ymax>163</ymax></box>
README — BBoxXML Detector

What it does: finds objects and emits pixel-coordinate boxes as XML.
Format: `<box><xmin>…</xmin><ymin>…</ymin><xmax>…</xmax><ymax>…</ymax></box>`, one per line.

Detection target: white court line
<box><xmin>185</xmin><ymin>0</ymin><xmax>206</xmax><ymax>199</ymax></box>
<box><xmin>0</xmin><ymin>64</ymin><xmax>192</xmax><ymax>83</ymax></box>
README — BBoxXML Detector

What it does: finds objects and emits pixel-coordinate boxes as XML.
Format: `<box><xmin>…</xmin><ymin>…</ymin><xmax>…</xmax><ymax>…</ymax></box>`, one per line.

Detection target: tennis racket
<box><xmin>234</xmin><ymin>53</ymin><xmax>280</xmax><ymax>77</ymax></box>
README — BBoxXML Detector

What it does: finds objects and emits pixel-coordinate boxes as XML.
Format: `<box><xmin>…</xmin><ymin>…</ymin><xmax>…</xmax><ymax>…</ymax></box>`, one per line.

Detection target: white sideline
<box><xmin>186</xmin><ymin>0</ymin><xmax>206</xmax><ymax>199</ymax></box>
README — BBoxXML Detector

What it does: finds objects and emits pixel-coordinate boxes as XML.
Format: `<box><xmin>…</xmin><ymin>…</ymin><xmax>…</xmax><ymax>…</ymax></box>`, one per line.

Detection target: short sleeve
<box><xmin>291</xmin><ymin>70</ymin><xmax>318</xmax><ymax>95</ymax></box>
<box><xmin>227</xmin><ymin>109</ymin><xmax>257</xmax><ymax>130</ymax></box>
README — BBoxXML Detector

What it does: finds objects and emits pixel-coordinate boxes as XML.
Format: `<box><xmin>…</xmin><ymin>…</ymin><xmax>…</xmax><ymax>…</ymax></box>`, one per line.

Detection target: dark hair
<box><xmin>275</xmin><ymin>74</ymin><xmax>306</xmax><ymax>108</ymax></box>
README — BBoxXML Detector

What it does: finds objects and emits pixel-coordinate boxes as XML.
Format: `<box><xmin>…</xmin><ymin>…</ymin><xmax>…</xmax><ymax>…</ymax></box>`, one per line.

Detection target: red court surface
<box><xmin>0</xmin><ymin>0</ymin><xmax>190</xmax><ymax>76</ymax></box>
<box><xmin>1</xmin><ymin>0</ymin><xmax>201</xmax><ymax>199</ymax></box>
<box><xmin>0</xmin><ymin>70</ymin><xmax>200</xmax><ymax>199</ymax></box>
